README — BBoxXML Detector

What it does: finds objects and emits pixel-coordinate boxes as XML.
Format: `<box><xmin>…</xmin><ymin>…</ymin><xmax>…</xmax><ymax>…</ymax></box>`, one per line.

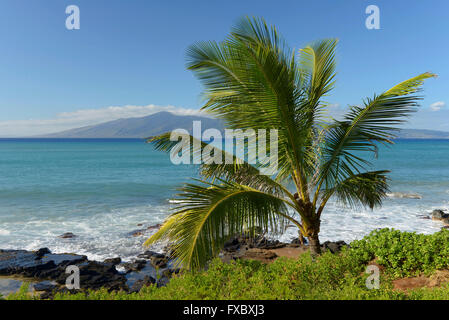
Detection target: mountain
<box><xmin>395</xmin><ymin>129</ymin><xmax>449</xmax><ymax>139</ymax></box>
<box><xmin>38</xmin><ymin>112</ymin><xmax>449</xmax><ymax>139</ymax></box>
<box><xmin>39</xmin><ymin>112</ymin><xmax>224</xmax><ymax>138</ymax></box>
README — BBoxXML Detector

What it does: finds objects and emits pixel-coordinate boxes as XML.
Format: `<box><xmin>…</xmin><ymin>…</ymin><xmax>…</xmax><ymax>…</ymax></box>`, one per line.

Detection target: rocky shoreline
<box><xmin>1</xmin><ymin>209</ymin><xmax>448</xmax><ymax>298</ymax></box>
<box><xmin>0</xmin><ymin>235</ymin><xmax>348</xmax><ymax>298</ymax></box>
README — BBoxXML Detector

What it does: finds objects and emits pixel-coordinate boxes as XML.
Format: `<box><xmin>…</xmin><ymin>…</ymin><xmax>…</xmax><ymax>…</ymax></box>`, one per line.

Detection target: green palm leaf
<box><xmin>315</xmin><ymin>72</ymin><xmax>436</xmax><ymax>204</ymax></box>
<box><xmin>144</xmin><ymin>180</ymin><xmax>292</xmax><ymax>270</ymax></box>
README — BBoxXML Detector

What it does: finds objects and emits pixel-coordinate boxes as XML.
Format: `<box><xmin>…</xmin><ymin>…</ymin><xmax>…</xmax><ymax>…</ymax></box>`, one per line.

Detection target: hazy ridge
<box><xmin>38</xmin><ymin>112</ymin><xmax>224</xmax><ymax>138</ymax></box>
<box><xmin>37</xmin><ymin>112</ymin><xmax>449</xmax><ymax>139</ymax></box>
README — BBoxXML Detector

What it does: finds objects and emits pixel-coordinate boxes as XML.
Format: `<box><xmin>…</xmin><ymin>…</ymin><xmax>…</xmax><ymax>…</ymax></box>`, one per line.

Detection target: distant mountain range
<box><xmin>39</xmin><ymin>112</ymin><xmax>224</xmax><ymax>138</ymax></box>
<box><xmin>38</xmin><ymin>111</ymin><xmax>449</xmax><ymax>139</ymax></box>
<box><xmin>394</xmin><ymin>129</ymin><xmax>449</xmax><ymax>139</ymax></box>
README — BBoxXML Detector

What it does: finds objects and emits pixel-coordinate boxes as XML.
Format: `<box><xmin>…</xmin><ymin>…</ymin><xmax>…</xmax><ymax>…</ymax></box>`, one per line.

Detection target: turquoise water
<box><xmin>0</xmin><ymin>138</ymin><xmax>448</xmax><ymax>260</ymax></box>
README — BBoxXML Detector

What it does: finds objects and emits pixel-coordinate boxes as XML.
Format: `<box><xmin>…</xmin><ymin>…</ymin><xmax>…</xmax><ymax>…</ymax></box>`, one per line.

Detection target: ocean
<box><xmin>0</xmin><ymin>138</ymin><xmax>448</xmax><ymax>261</ymax></box>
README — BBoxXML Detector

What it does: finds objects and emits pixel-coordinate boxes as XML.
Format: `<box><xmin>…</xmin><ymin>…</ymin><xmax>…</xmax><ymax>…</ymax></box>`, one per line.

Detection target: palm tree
<box><xmin>145</xmin><ymin>17</ymin><xmax>435</xmax><ymax>270</ymax></box>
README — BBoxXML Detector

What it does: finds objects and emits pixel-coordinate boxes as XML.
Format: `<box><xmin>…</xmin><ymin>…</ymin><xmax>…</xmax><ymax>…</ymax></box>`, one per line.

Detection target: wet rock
<box><xmin>137</xmin><ymin>250</ymin><xmax>162</xmax><ymax>260</ymax></box>
<box><xmin>120</xmin><ymin>259</ymin><xmax>147</xmax><ymax>273</ymax></box>
<box><xmin>0</xmin><ymin>248</ymin><xmax>180</xmax><ymax>295</ymax></box>
<box><xmin>33</xmin><ymin>281</ymin><xmax>57</xmax><ymax>292</ymax></box>
<box><xmin>0</xmin><ymin>250</ymin><xmax>88</xmax><ymax>281</ymax></box>
<box><xmin>252</xmin><ymin>238</ymin><xmax>285</xmax><ymax>249</ymax></box>
<box><xmin>58</xmin><ymin>232</ymin><xmax>76</xmax><ymax>239</ymax></box>
<box><xmin>431</xmin><ymin>209</ymin><xmax>449</xmax><ymax>220</ymax></box>
<box><xmin>56</xmin><ymin>261</ymin><xmax>127</xmax><ymax>291</ymax></box>
<box><xmin>0</xmin><ymin>249</ymin><xmax>126</xmax><ymax>292</ymax></box>
<box><xmin>223</xmin><ymin>238</ymin><xmax>240</xmax><ymax>252</ymax></box>
<box><xmin>147</xmin><ymin>223</ymin><xmax>162</xmax><ymax>230</ymax></box>
<box><xmin>129</xmin><ymin>229</ymin><xmax>146</xmax><ymax>237</ymax></box>
<box><xmin>0</xmin><ymin>250</ymin><xmax>54</xmax><ymax>276</ymax></box>
<box><xmin>128</xmin><ymin>275</ymin><xmax>156</xmax><ymax>293</ymax></box>
<box><xmin>104</xmin><ymin>257</ymin><xmax>121</xmax><ymax>266</ymax></box>
<box><xmin>35</xmin><ymin>248</ymin><xmax>51</xmax><ymax>259</ymax></box>
<box><xmin>150</xmin><ymin>255</ymin><xmax>168</xmax><ymax>268</ymax></box>
<box><xmin>291</xmin><ymin>237</ymin><xmax>308</xmax><ymax>245</ymax></box>
<box><xmin>223</xmin><ymin>235</ymin><xmax>286</xmax><ymax>252</ymax></box>
<box><xmin>321</xmin><ymin>241</ymin><xmax>349</xmax><ymax>254</ymax></box>
<box><xmin>128</xmin><ymin>224</ymin><xmax>162</xmax><ymax>237</ymax></box>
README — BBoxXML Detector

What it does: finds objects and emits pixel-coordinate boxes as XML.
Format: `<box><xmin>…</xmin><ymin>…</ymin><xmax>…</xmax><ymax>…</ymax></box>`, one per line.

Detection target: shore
<box><xmin>0</xmin><ymin>234</ymin><xmax>350</xmax><ymax>298</ymax></box>
<box><xmin>1</xmin><ymin>209</ymin><xmax>448</xmax><ymax>298</ymax></box>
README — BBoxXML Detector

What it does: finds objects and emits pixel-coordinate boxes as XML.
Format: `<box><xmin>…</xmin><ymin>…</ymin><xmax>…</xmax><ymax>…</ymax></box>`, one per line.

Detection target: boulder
<box><xmin>150</xmin><ymin>255</ymin><xmax>168</xmax><ymax>268</ymax></box>
<box><xmin>321</xmin><ymin>241</ymin><xmax>349</xmax><ymax>254</ymax></box>
<box><xmin>128</xmin><ymin>229</ymin><xmax>146</xmax><ymax>237</ymax></box>
<box><xmin>35</xmin><ymin>247</ymin><xmax>51</xmax><ymax>259</ymax></box>
<box><xmin>103</xmin><ymin>257</ymin><xmax>121</xmax><ymax>266</ymax></box>
<box><xmin>223</xmin><ymin>235</ymin><xmax>286</xmax><ymax>252</ymax></box>
<box><xmin>55</xmin><ymin>260</ymin><xmax>127</xmax><ymax>291</ymax></box>
<box><xmin>120</xmin><ymin>260</ymin><xmax>147</xmax><ymax>273</ymax></box>
<box><xmin>147</xmin><ymin>223</ymin><xmax>162</xmax><ymax>230</ymax></box>
<box><xmin>128</xmin><ymin>224</ymin><xmax>162</xmax><ymax>237</ymax></box>
<box><xmin>431</xmin><ymin>209</ymin><xmax>449</xmax><ymax>220</ymax></box>
<box><xmin>58</xmin><ymin>232</ymin><xmax>76</xmax><ymax>239</ymax></box>
<box><xmin>223</xmin><ymin>238</ymin><xmax>240</xmax><ymax>252</ymax></box>
<box><xmin>0</xmin><ymin>250</ymin><xmax>87</xmax><ymax>279</ymax></box>
<box><xmin>33</xmin><ymin>281</ymin><xmax>57</xmax><ymax>292</ymax></box>
<box><xmin>128</xmin><ymin>275</ymin><xmax>156</xmax><ymax>293</ymax></box>
<box><xmin>291</xmin><ymin>237</ymin><xmax>308</xmax><ymax>245</ymax></box>
<box><xmin>137</xmin><ymin>250</ymin><xmax>163</xmax><ymax>260</ymax></box>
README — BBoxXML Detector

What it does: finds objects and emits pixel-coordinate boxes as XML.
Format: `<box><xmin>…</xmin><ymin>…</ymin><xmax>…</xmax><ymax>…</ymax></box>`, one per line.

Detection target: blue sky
<box><xmin>0</xmin><ymin>0</ymin><xmax>447</xmax><ymax>136</ymax></box>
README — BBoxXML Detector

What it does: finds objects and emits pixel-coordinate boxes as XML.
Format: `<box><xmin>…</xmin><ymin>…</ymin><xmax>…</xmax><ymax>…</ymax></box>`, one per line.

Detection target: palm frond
<box><xmin>147</xmin><ymin>132</ymin><xmax>291</xmax><ymax>196</ymax></box>
<box><xmin>321</xmin><ymin>170</ymin><xmax>390</xmax><ymax>212</ymax></box>
<box><xmin>186</xmin><ymin>17</ymin><xmax>311</xmax><ymax>189</ymax></box>
<box><xmin>144</xmin><ymin>180</ymin><xmax>291</xmax><ymax>270</ymax></box>
<box><xmin>316</xmin><ymin>72</ymin><xmax>436</xmax><ymax>196</ymax></box>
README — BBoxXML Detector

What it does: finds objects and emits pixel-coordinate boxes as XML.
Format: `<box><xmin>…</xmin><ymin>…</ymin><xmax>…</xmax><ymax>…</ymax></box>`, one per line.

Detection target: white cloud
<box><xmin>430</xmin><ymin>101</ymin><xmax>446</xmax><ymax>111</ymax></box>
<box><xmin>323</xmin><ymin>103</ymin><xmax>346</xmax><ymax>120</ymax></box>
<box><xmin>0</xmin><ymin>104</ymin><xmax>207</xmax><ymax>137</ymax></box>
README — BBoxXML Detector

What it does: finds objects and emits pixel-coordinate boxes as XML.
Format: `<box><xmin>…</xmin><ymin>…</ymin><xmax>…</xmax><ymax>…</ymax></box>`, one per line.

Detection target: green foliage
<box><xmin>9</xmin><ymin>230</ymin><xmax>449</xmax><ymax>300</ymax></box>
<box><xmin>46</xmin><ymin>252</ymin><xmax>386</xmax><ymax>300</ymax></box>
<box><xmin>27</xmin><ymin>247</ymin><xmax>408</xmax><ymax>300</ymax></box>
<box><xmin>406</xmin><ymin>284</ymin><xmax>449</xmax><ymax>300</ymax></box>
<box><xmin>350</xmin><ymin>228</ymin><xmax>449</xmax><ymax>277</ymax></box>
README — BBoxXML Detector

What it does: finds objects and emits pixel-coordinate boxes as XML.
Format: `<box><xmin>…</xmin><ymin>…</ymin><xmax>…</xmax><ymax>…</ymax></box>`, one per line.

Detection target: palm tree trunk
<box><xmin>308</xmin><ymin>234</ymin><xmax>321</xmax><ymax>256</ymax></box>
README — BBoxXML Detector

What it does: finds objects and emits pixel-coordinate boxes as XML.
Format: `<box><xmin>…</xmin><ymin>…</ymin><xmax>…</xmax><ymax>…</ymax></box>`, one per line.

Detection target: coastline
<box><xmin>1</xmin><ymin>208</ymin><xmax>448</xmax><ymax>298</ymax></box>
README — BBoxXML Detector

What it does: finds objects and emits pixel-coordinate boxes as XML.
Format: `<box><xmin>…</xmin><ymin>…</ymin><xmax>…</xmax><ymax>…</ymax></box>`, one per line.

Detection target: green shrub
<box><xmin>350</xmin><ymin>228</ymin><xmax>449</xmax><ymax>277</ymax></box>
<box><xmin>48</xmin><ymin>251</ymin><xmax>390</xmax><ymax>300</ymax></box>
